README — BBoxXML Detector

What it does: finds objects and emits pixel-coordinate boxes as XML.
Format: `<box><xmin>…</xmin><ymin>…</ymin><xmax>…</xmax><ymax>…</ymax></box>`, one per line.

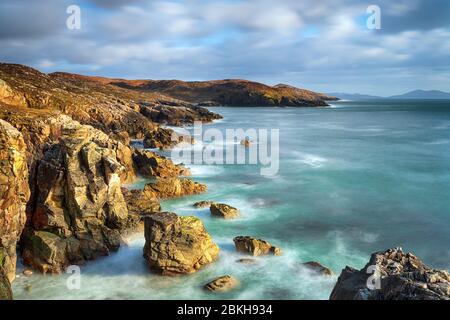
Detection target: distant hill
<box><xmin>389</xmin><ymin>90</ymin><xmax>450</xmax><ymax>99</ymax></box>
<box><xmin>327</xmin><ymin>92</ymin><xmax>383</xmax><ymax>100</ymax></box>
<box><xmin>328</xmin><ymin>89</ymin><xmax>450</xmax><ymax>100</ymax></box>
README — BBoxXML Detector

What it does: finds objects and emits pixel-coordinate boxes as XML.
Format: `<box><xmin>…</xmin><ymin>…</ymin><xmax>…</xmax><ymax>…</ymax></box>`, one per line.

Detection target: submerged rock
<box><xmin>236</xmin><ymin>258</ymin><xmax>258</xmax><ymax>265</ymax></box>
<box><xmin>330</xmin><ymin>247</ymin><xmax>450</xmax><ymax>300</ymax></box>
<box><xmin>233</xmin><ymin>236</ymin><xmax>282</xmax><ymax>256</ymax></box>
<box><xmin>0</xmin><ymin>268</ymin><xmax>12</xmax><ymax>300</ymax></box>
<box><xmin>0</xmin><ymin>119</ymin><xmax>30</xmax><ymax>282</ymax></box>
<box><xmin>132</xmin><ymin>148</ymin><xmax>190</xmax><ymax>178</ymax></box>
<box><xmin>143</xmin><ymin>178</ymin><xmax>207</xmax><ymax>199</ymax></box>
<box><xmin>204</xmin><ymin>275</ymin><xmax>239</xmax><ymax>293</ymax></box>
<box><xmin>193</xmin><ymin>201</ymin><xmax>214</xmax><ymax>209</ymax></box>
<box><xmin>143</xmin><ymin>212</ymin><xmax>219</xmax><ymax>275</ymax></box>
<box><xmin>301</xmin><ymin>261</ymin><xmax>334</xmax><ymax>276</ymax></box>
<box><xmin>210</xmin><ymin>203</ymin><xmax>240</xmax><ymax>219</ymax></box>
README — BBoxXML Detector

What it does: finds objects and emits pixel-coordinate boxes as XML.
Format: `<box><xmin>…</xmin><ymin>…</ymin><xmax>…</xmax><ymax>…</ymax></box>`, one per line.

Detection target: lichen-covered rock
<box><xmin>301</xmin><ymin>261</ymin><xmax>334</xmax><ymax>276</ymax></box>
<box><xmin>143</xmin><ymin>178</ymin><xmax>207</xmax><ymax>199</ymax></box>
<box><xmin>132</xmin><ymin>148</ymin><xmax>190</xmax><ymax>178</ymax></box>
<box><xmin>0</xmin><ymin>267</ymin><xmax>12</xmax><ymax>300</ymax></box>
<box><xmin>330</xmin><ymin>247</ymin><xmax>450</xmax><ymax>300</ymax></box>
<box><xmin>143</xmin><ymin>212</ymin><xmax>219</xmax><ymax>275</ymax></box>
<box><xmin>233</xmin><ymin>236</ymin><xmax>282</xmax><ymax>256</ymax></box>
<box><xmin>204</xmin><ymin>275</ymin><xmax>239</xmax><ymax>293</ymax></box>
<box><xmin>210</xmin><ymin>203</ymin><xmax>239</xmax><ymax>219</ymax></box>
<box><xmin>22</xmin><ymin>119</ymin><xmax>132</xmax><ymax>273</ymax></box>
<box><xmin>0</xmin><ymin>119</ymin><xmax>30</xmax><ymax>282</ymax></box>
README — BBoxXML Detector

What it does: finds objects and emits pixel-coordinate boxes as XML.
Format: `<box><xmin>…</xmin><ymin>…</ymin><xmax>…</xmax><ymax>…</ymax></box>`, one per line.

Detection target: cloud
<box><xmin>0</xmin><ymin>0</ymin><xmax>449</xmax><ymax>95</ymax></box>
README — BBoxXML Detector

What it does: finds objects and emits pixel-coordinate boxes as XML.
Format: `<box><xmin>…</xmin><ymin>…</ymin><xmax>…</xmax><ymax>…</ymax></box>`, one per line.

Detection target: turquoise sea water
<box><xmin>13</xmin><ymin>100</ymin><xmax>450</xmax><ymax>299</ymax></box>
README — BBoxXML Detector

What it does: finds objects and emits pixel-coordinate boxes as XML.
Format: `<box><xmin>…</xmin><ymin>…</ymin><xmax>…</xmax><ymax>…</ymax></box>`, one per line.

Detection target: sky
<box><xmin>0</xmin><ymin>0</ymin><xmax>449</xmax><ymax>96</ymax></box>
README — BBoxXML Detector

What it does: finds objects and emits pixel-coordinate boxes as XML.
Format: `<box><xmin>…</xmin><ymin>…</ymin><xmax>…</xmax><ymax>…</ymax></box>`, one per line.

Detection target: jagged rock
<box><xmin>330</xmin><ymin>247</ymin><xmax>450</xmax><ymax>300</ymax></box>
<box><xmin>22</xmin><ymin>119</ymin><xmax>132</xmax><ymax>274</ymax></box>
<box><xmin>143</xmin><ymin>212</ymin><xmax>219</xmax><ymax>275</ymax></box>
<box><xmin>301</xmin><ymin>261</ymin><xmax>334</xmax><ymax>276</ymax></box>
<box><xmin>132</xmin><ymin>148</ymin><xmax>190</xmax><ymax>178</ymax></box>
<box><xmin>0</xmin><ymin>268</ymin><xmax>12</xmax><ymax>300</ymax></box>
<box><xmin>204</xmin><ymin>275</ymin><xmax>239</xmax><ymax>293</ymax></box>
<box><xmin>210</xmin><ymin>203</ymin><xmax>240</xmax><ymax>219</ymax></box>
<box><xmin>143</xmin><ymin>127</ymin><xmax>179</xmax><ymax>149</ymax></box>
<box><xmin>233</xmin><ymin>236</ymin><xmax>282</xmax><ymax>256</ymax></box>
<box><xmin>0</xmin><ymin>120</ymin><xmax>30</xmax><ymax>282</ymax></box>
<box><xmin>121</xmin><ymin>187</ymin><xmax>161</xmax><ymax>216</ymax></box>
<box><xmin>193</xmin><ymin>201</ymin><xmax>214</xmax><ymax>209</ymax></box>
<box><xmin>143</xmin><ymin>178</ymin><xmax>207</xmax><ymax>199</ymax></box>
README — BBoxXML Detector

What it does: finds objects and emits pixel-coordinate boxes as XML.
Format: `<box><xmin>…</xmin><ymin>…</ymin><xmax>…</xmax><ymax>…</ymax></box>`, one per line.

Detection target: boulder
<box><xmin>143</xmin><ymin>178</ymin><xmax>207</xmax><ymax>199</ymax></box>
<box><xmin>132</xmin><ymin>148</ymin><xmax>190</xmax><ymax>178</ymax></box>
<box><xmin>301</xmin><ymin>261</ymin><xmax>334</xmax><ymax>276</ymax></box>
<box><xmin>233</xmin><ymin>236</ymin><xmax>282</xmax><ymax>256</ymax></box>
<box><xmin>22</xmin><ymin>119</ymin><xmax>132</xmax><ymax>274</ymax></box>
<box><xmin>143</xmin><ymin>212</ymin><xmax>219</xmax><ymax>275</ymax></box>
<box><xmin>330</xmin><ymin>247</ymin><xmax>450</xmax><ymax>300</ymax></box>
<box><xmin>121</xmin><ymin>187</ymin><xmax>161</xmax><ymax>216</ymax></box>
<box><xmin>0</xmin><ymin>267</ymin><xmax>12</xmax><ymax>300</ymax></box>
<box><xmin>210</xmin><ymin>203</ymin><xmax>239</xmax><ymax>219</ymax></box>
<box><xmin>0</xmin><ymin>120</ymin><xmax>30</xmax><ymax>282</ymax></box>
<box><xmin>193</xmin><ymin>201</ymin><xmax>214</xmax><ymax>209</ymax></box>
<box><xmin>204</xmin><ymin>275</ymin><xmax>239</xmax><ymax>293</ymax></box>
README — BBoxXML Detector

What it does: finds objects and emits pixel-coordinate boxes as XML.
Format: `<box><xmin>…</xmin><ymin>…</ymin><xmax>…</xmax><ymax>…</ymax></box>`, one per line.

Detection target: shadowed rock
<box><xmin>330</xmin><ymin>247</ymin><xmax>450</xmax><ymax>300</ymax></box>
<box><xmin>193</xmin><ymin>201</ymin><xmax>214</xmax><ymax>209</ymax></box>
<box><xmin>0</xmin><ymin>268</ymin><xmax>12</xmax><ymax>300</ymax></box>
<box><xmin>143</xmin><ymin>178</ymin><xmax>207</xmax><ymax>199</ymax></box>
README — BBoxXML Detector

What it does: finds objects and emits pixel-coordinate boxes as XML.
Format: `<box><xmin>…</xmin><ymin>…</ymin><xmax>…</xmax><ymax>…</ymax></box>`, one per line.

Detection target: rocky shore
<box><xmin>0</xmin><ymin>62</ymin><xmax>448</xmax><ymax>301</ymax></box>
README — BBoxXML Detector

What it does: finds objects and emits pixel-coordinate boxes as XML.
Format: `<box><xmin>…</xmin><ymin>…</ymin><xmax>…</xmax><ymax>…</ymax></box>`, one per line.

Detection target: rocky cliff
<box><xmin>0</xmin><ymin>120</ymin><xmax>29</xmax><ymax>282</ymax></box>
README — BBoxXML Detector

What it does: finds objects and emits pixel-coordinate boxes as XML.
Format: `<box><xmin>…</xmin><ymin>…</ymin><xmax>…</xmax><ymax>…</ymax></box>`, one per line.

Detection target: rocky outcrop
<box><xmin>22</xmin><ymin>119</ymin><xmax>133</xmax><ymax>274</ymax></box>
<box><xmin>143</xmin><ymin>212</ymin><xmax>219</xmax><ymax>275</ymax></box>
<box><xmin>330</xmin><ymin>248</ymin><xmax>450</xmax><ymax>300</ymax></box>
<box><xmin>193</xmin><ymin>201</ymin><xmax>214</xmax><ymax>209</ymax></box>
<box><xmin>0</xmin><ymin>268</ymin><xmax>12</xmax><ymax>300</ymax></box>
<box><xmin>233</xmin><ymin>236</ymin><xmax>282</xmax><ymax>256</ymax></box>
<box><xmin>0</xmin><ymin>120</ymin><xmax>30</xmax><ymax>282</ymax></box>
<box><xmin>210</xmin><ymin>203</ymin><xmax>240</xmax><ymax>219</ymax></box>
<box><xmin>204</xmin><ymin>275</ymin><xmax>239</xmax><ymax>293</ymax></box>
<box><xmin>143</xmin><ymin>178</ymin><xmax>207</xmax><ymax>199</ymax></box>
<box><xmin>301</xmin><ymin>261</ymin><xmax>334</xmax><ymax>276</ymax></box>
<box><xmin>140</xmin><ymin>105</ymin><xmax>222</xmax><ymax>126</ymax></box>
<box><xmin>143</xmin><ymin>127</ymin><xmax>181</xmax><ymax>150</ymax></box>
<box><xmin>132</xmin><ymin>148</ymin><xmax>190</xmax><ymax>178</ymax></box>
<box><xmin>122</xmin><ymin>187</ymin><xmax>161</xmax><ymax>216</ymax></box>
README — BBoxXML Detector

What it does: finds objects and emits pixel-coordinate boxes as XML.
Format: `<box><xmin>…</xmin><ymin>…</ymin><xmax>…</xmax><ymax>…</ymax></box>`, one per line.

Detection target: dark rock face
<box><xmin>140</xmin><ymin>105</ymin><xmax>222</xmax><ymax>126</ymax></box>
<box><xmin>132</xmin><ymin>148</ymin><xmax>190</xmax><ymax>178</ymax></box>
<box><xmin>0</xmin><ymin>268</ymin><xmax>12</xmax><ymax>300</ymax></box>
<box><xmin>0</xmin><ymin>120</ymin><xmax>30</xmax><ymax>282</ymax></box>
<box><xmin>143</xmin><ymin>212</ymin><xmax>219</xmax><ymax>275</ymax></box>
<box><xmin>204</xmin><ymin>275</ymin><xmax>239</xmax><ymax>293</ymax></box>
<box><xmin>210</xmin><ymin>203</ymin><xmax>240</xmax><ymax>219</ymax></box>
<box><xmin>233</xmin><ymin>236</ymin><xmax>282</xmax><ymax>256</ymax></box>
<box><xmin>22</xmin><ymin>119</ymin><xmax>132</xmax><ymax>274</ymax></box>
<box><xmin>121</xmin><ymin>187</ymin><xmax>161</xmax><ymax>228</ymax></box>
<box><xmin>143</xmin><ymin>127</ymin><xmax>194</xmax><ymax>150</ymax></box>
<box><xmin>330</xmin><ymin>248</ymin><xmax>450</xmax><ymax>300</ymax></box>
